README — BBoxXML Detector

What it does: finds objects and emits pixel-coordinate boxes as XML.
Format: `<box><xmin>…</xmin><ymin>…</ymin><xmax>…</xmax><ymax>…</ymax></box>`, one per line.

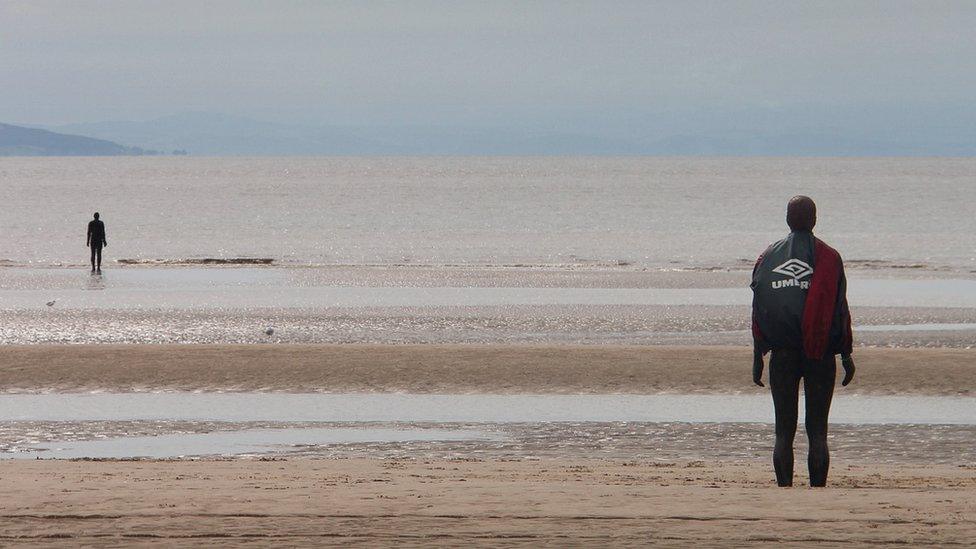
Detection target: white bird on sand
<box><xmin>264</xmin><ymin>327</ymin><xmax>275</xmax><ymax>336</ymax></box>
<box><xmin>46</xmin><ymin>300</ymin><xmax>56</xmax><ymax>307</ymax></box>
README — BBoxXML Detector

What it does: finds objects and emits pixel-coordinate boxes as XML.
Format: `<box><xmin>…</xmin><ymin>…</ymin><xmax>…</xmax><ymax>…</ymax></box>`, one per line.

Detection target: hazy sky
<box><xmin>3</xmin><ymin>0</ymin><xmax>975</xmax><ymax>132</ymax></box>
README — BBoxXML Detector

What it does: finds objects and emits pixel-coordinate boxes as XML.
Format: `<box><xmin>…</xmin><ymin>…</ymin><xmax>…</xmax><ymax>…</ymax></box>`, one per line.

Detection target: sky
<box><xmin>2</xmin><ymin>0</ymin><xmax>976</xmax><ymax>149</ymax></box>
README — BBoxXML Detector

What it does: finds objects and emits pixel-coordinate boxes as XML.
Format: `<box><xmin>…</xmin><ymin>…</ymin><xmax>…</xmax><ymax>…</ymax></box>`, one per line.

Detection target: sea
<box><xmin>1</xmin><ymin>156</ymin><xmax>973</xmax><ymax>270</ymax></box>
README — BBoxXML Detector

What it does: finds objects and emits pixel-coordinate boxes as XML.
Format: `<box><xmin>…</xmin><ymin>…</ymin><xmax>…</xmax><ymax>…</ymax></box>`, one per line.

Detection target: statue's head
<box><xmin>786</xmin><ymin>196</ymin><xmax>816</xmax><ymax>231</ymax></box>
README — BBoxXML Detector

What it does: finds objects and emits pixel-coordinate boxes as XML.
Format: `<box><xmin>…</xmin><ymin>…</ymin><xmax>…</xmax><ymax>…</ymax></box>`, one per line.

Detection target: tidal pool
<box><xmin>3</xmin><ymin>269</ymin><xmax>976</xmax><ymax>309</ymax></box>
<box><xmin>10</xmin><ymin>427</ymin><xmax>494</xmax><ymax>460</ymax></box>
<box><xmin>1</xmin><ymin>393</ymin><xmax>973</xmax><ymax>425</ymax></box>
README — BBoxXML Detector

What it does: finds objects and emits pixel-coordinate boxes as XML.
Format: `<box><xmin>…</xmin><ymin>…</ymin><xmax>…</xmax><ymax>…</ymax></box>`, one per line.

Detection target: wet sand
<box><xmin>3</xmin><ymin>266</ymin><xmax>974</xmax><ymax>346</ymax></box>
<box><xmin>6</xmin><ymin>305</ymin><xmax>976</xmax><ymax>347</ymax></box>
<box><xmin>1</xmin><ymin>458</ymin><xmax>973</xmax><ymax>546</ymax></box>
<box><xmin>1</xmin><ymin>344</ymin><xmax>973</xmax><ymax>395</ymax></box>
<box><xmin>5</xmin><ymin>421</ymin><xmax>975</xmax><ymax>464</ymax></box>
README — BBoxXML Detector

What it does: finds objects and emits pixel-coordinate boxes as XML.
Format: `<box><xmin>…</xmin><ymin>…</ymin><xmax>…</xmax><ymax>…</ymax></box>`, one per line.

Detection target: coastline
<box><xmin>1</xmin><ymin>344</ymin><xmax>973</xmax><ymax>395</ymax></box>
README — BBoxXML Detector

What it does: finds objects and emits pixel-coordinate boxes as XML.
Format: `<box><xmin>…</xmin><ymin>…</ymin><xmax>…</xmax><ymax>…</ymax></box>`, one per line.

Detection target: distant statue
<box><xmin>750</xmin><ymin>196</ymin><xmax>855</xmax><ymax>487</ymax></box>
<box><xmin>86</xmin><ymin>212</ymin><xmax>107</xmax><ymax>274</ymax></box>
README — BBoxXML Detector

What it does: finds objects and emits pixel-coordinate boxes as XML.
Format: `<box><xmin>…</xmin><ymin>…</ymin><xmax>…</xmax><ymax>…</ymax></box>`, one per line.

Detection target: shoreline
<box><xmin>1</xmin><ymin>344</ymin><xmax>972</xmax><ymax>395</ymax></box>
<box><xmin>3</xmin><ymin>256</ymin><xmax>976</xmax><ymax>272</ymax></box>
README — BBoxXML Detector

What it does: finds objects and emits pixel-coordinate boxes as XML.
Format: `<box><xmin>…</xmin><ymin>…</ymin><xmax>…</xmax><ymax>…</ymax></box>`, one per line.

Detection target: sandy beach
<box><xmin>3</xmin><ymin>341</ymin><xmax>974</xmax><ymax>548</ymax></box>
<box><xmin>1</xmin><ymin>344</ymin><xmax>973</xmax><ymax>395</ymax></box>
<box><xmin>2</xmin><ymin>458</ymin><xmax>973</xmax><ymax>546</ymax></box>
<box><xmin>2</xmin><ymin>344</ymin><xmax>972</xmax><ymax>546</ymax></box>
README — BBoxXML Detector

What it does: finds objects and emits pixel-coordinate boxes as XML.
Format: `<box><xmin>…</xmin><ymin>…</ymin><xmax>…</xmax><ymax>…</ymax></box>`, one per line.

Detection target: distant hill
<box><xmin>52</xmin><ymin>112</ymin><xmax>379</xmax><ymax>156</ymax></box>
<box><xmin>43</xmin><ymin>110</ymin><xmax>976</xmax><ymax>156</ymax></box>
<box><xmin>51</xmin><ymin>112</ymin><xmax>644</xmax><ymax>156</ymax></box>
<box><xmin>0</xmin><ymin>123</ymin><xmax>169</xmax><ymax>156</ymax></box>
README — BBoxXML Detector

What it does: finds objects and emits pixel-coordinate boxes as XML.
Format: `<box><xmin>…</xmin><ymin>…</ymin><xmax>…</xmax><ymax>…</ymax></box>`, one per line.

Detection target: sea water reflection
<box><xmin>3</xmin><ymin>268</ymin><xmax>976</xmax><ymax>309</ymax></box>
<box><xmin>11</xmin><ymin>427</ymin><xmax>495</xmax><ymax>460</ymax></box>
<box><xmin>3</xmin><ymin>393</ymin><xmax>974</xmax><ymax>461</ymax></box>
<box><xmin>2</xmin><ymin>393</ymin><xmax>973</xmax><ymax>425</ymax></box>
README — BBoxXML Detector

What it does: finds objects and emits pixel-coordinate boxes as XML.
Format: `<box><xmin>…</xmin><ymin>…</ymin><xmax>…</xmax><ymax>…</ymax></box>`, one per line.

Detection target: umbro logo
<box><xmin>772</xmin><ymin>259</ymin><xmax>813</xmax><ymax>280</ymax></box>
<box><xmin>771</xmin><ymin>259</ymin><xmax>812</xmax><ymax>289</ymax></box>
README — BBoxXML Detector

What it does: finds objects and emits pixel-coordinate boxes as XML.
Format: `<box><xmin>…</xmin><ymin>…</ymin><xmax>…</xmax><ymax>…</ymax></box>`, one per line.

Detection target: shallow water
<box><xmin>3</xmin><ymin>418</ymin><xmax>974</xmax><ymax>462</ymax></box>
<box><xmin>2</xmin><ymin>157</ymin><xmax>975</xmax><ymax>271</ymax></box>
<box><xmin>4</xmin><ymin>266</ymin><xmax>973</xmax><ymax>346</ymax></box>
<box><xmin>3</xmin><ymin>269</ymin><xmax>976</xmax><ymax>309</ymax></box>
<box><xmin>2</xmin><ymin>393</ymin><xmax>973</xmax><ymax>425</ymax></box>
<box><xmin>9</xmin><ymin>427</ymin><xmax>495</xmax><ymax>460</ymax></box>
<box><xmin>7</xmin><ymin>305</ymin><xmax>974</xmax><ymax>346</ymax></box>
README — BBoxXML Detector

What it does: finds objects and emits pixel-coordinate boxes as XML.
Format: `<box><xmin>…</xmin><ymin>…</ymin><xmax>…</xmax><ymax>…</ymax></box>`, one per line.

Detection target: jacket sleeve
<box><xmin>751</xmin><ymin>251</ymin><xmax>770</xmax><ymax>356</ymax></box>
<box><xmin>831</xmin><ymin>258</ymin><xmax>854</xmax><ymax>356</ymax></box>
